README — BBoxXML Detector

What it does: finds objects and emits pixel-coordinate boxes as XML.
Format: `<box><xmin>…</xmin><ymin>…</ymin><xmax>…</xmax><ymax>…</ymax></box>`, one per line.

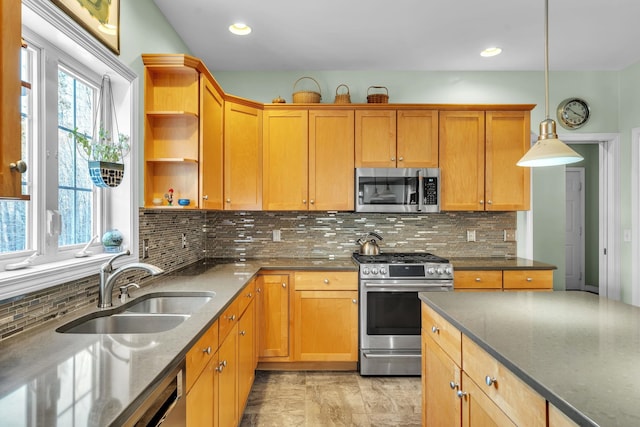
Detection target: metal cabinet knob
<box><xmin>457</xmin><ymin>390</ymin><xmax>468</xmax><ymax>398</ymax></box>
<box><xmin>310</xmin><ymin>200</ymin><xmax>314</xmax><ymax>204</ymax></box>
<box><xmin>479</xmin><ymin>199</ymin><xmax>484</xmax><ymax>205</ymax></box>
<box><xmin>431</xmin><ymin>325</ymin><xmax>439</xmax><ymax>334</ymax></box>
<box><xmin>228</xmin><ymin>314</ymin><xmax>236</xmax><ymax>321</ymax></box>
<box><xmin>487</xmin><ymin>200</ymin><xmax>493</xmax><ymax>205</ymax></box>
<box><xmin>323</xmin><ymin>278</ymin><xmax>329</xmax><ymax>284</ymax></box>
<box><xmin>475</xmin><ymin>277</ymin><xmax>481</xmax><ymax>282</ymax></box>
<box><xmin>247</xmin><ymin>292</ymin><xmax>253</xmax><ymax>298</ymax></box>
<box><xmin>240</xmin><ymin>330</ymin><xmax>246</xmax><ymax>336</ymax></box>
<box><xmin>391</xmin><ymin>157</ymin><xmax>396</xmax><ymax>161</ymax></box>
<box><xmin>302</xmin><ymin>199</ymin><xmax>306</xmax><ymax>204</ymax></box>
<box><xmin>526</xmin><ymin>277</ymin><xmax>533</xmax><ymax>282</ymax></box>
<box><xmin>398</xmin><ymin>156</ymin><xmax>404</xmax><ymax>161</ymax></box>
<box><xmin>282</xmin><ymin>283</ymin><xmax>287</xmax><ymax>288</ymax></box>
<box><xmin>485</xmin><ymin>376</ymin><xmax>497</xmax><ymax>387</ymax></box>
<box><xmin>202</xmin><ymin>195</ymin><xmax>209</xmax><ymax>200</ymax></box>
<box><xmin>202</xmin><ymin>346</ymin><xmax>212</xmax><ymax>355</ymax></box>
<box><xmin>352</xmin><ymin>299</ymin><xmax>357</xmax><ymax>304</ymax></box>
<box><xmin>449</xmin><ymin>381</ymin><xmax>459</xmax><ymax>390</ymax></box>
<box><xmin>10</xmin><ymin>160</ymin><xmax>27</xmax><ymax>173</ymax></box>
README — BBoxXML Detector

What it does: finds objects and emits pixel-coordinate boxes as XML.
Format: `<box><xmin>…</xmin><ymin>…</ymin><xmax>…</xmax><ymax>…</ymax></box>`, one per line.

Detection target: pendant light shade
<box><xmin>517</xmin><ymin>0</ymin><xmax>583</xmax><ymax>167</ymax></box>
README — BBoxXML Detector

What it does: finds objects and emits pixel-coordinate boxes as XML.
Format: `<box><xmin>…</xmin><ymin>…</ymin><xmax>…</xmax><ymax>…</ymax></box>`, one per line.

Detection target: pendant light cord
<box><xmin>544</xmin><ymin>0</ymin><xmax>550</xmax><ymax>120</ymax></box>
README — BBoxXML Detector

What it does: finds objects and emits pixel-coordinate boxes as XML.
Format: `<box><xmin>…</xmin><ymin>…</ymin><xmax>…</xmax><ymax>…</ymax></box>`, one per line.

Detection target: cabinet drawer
<box><xmin>219</xmin><ymin>298</ymin><xmax>240</xmax><ymax>341</ymax></box>
<box><xmin>462</xmin><ymin>335</ymin><xmax>546</xmax><ymax>427</ymax></box>
<box><xmin>421</xmin><ymin>304</ymin><xmax>462</xmax><ymax>366</ymax></box>
<box><xmin>503</xmin><ymin>270</ymin><xmax>552</xmax><ymax>290</ymax></box>
<box><xmin>294</xmin><ymin>271</ymin><xmax>357</xmax><ymax>291</ymax></box>
<box><xmin>185</xmin><ymin>320</ymin><xmax>218</xmax><ymax>392</ymax></box>
<box><xmin>238</xmin><ymin>279</ymin><xmax>256</xmax><ymax>316</ymax></box>
<box><xmin>454</xmin><ymin>270</ymin><xmax>502</xmax><ymax>290</ymax></box>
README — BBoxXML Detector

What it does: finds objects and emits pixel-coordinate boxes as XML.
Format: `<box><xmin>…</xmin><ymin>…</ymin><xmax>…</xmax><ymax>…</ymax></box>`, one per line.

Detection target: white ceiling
<box><xmin>154</xmin><ymin>0</ymin><xmax>640</xmax><ymax>72</ymax></box>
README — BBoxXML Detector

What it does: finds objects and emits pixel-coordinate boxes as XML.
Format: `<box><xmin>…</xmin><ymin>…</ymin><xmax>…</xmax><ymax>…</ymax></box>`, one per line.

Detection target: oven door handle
<box><xmin>363</xmin><ymin>282</ymin><xmax>452</xmax><ymax>289</ymax></box>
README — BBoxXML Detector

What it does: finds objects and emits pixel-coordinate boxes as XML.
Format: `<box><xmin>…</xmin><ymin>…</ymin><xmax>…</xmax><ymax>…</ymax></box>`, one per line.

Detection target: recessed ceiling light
<box><xmin>480</xmin><ymin>47</ymin><xmax>502</xmax><ymax>57</ymax></box>
<box><xmin>229</xmin><ymin>23</ymin><xmax>252</xmax><ymax>36</ymax></box>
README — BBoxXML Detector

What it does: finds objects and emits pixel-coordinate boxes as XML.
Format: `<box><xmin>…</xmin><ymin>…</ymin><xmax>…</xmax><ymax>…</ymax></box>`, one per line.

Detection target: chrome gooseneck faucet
<box><xmin>98</xmin><ymin>250</ymin><xmax>164</xmax><ymax>308</ymax></box>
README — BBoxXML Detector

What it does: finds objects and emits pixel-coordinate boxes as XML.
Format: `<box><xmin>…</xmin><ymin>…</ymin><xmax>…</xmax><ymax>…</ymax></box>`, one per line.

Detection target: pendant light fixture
<box><xmin>517</xmin><ymin>0</ymin><xmax>583</xmax><ymax>167</ymax></box>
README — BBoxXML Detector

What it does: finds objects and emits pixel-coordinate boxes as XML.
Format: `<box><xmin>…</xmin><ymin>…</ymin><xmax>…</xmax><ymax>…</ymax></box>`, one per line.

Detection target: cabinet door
<box><xmin>397</xmin><ymin>110</ymin><xmax>439</xmax><ymax>167</ymax></box>
<box><xmin>237</xmin><ymin>298</ymin><xmax>255</xmax><ymax>414</ymax></box>
<box><xmin>199</xmin><ymin>75</ymin><xmax>224</xmax><ymax>209</ymax></box>
<box><xmin>485</xmin><ymin>111</ymin><xmax>530</xmax><ymax>211</ymax></box>
<box><xmin>218</xmin><ymin>322</ymin><xmax>238</xmax><ymax>427</ymax></box>
<box><xmin>549</xmin><ymin>403</ymin><xmax>580</xmax><ymax>427</ymax></box>
<box><xmin>257</xmin><ymin>274</ymin><xmax>290</xmax><ymax>359</ymax></box>
<box><xmin>293</xmin><ymin>290</ymin><xmax>358</xmax><ymax>361</ymax></box>
<box><xmin>0</xmin><ymin>0</ymin><xmax>23</xmax><ymax>199</ymax></box>
<box><xmin>263</xmin><ymin>109</ymin><xmax>308</xmax><ymax>210</ymax></box>
<box><xmin>187</xmin><ymin>353</ymin><xmax>217</xmax><ymax>427</ymax></box>
<box><xmin>422</xmin><ymin>331</ymin><xmax>461</xmax><ymax>427</ymax></box>
<box><xmin>461</xmin><ymin>372</ymin><xmax>517</xmax><ymax>427</ymax></box>
<box><xmin>308</xmin><ymin>109</ymin><xmax>354</xmax><ymax>211</ymax></box>
<box><xmin>439</xmin><ymin>111</ymin><xmax>485</xmax><ymax>211</ymax></box>
<box><xmin>355</xmin><ymin>110</ymin><xmax>397</xmax><ymax>167</ymax></box>
<box><xmin>224</xmin><ymin>101</ymin><xmax>262</xmax><ymax>210</ymax></box>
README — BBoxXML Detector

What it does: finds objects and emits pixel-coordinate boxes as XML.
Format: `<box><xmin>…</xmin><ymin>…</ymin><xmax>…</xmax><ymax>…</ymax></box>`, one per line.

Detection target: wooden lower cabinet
<box><xmin>293</xmin><ymin>289</ymin><xmax>358</xmax><ymax>361</ymax></box>
<box><xmin>422</xmin><ymin>330</ymin><xmax>462</xmax><ymax>427</ymax></box>
<box><xmin>455</xmin><ymin>269</ymin><xmax>553</xmax><ymax>291</ymax></box>
<box><xmin>218</xmin><ymin>322</ymin><xmax>239</xmax><ymax>427</ymax></box>
<box><xmin>257</xmin><ymin>274</ymin><xmax>290</xmax><ymax>360</ymax></box>
<box><xmin>549</xmin><ymin>403</ymin><xmax>580</xmax><ymax>427</ymax></box>
<box><xmin>238</xmin><ymin>298</ymin><xmax>256</xmax><ymax>413</ymax></box>
<box><xmin>187</xmin><ymin>352</ymin><xmax>218</xmax><ymax>427</ymax></box>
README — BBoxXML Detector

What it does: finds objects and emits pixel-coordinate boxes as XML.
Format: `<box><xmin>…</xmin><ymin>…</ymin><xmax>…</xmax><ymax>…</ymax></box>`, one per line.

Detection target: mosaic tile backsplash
<box><xmin>0</xmin><ymin>209</ymin><xmax>515</xmax><ymax>340</ymax></box>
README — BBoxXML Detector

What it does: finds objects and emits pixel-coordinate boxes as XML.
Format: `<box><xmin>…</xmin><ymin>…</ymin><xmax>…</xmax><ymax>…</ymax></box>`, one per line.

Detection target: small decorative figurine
<box><xmin>164</xmin><ymin>188</ymin><xmax>174</xmax><ymax>206</ymax></box>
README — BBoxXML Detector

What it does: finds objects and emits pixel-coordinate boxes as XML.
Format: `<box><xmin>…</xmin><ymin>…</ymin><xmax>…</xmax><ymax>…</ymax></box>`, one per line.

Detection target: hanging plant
<box><xmin>68</xmin><ymin>74</ymin><xmax>130</xmax><ymax>188</ymax></box>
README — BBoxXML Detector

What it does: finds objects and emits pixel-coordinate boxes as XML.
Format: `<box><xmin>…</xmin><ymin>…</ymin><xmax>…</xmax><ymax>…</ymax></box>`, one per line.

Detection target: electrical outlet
<box><xmin>142</xmin><ymin>239</ymin><xmax>149</xmax><ymax>259</ymax></box>
<box><xmin>272</xmin><ymin>229</ymin><xmax>281</xmax><ymax>242</ymax></box>
<box><xmin>181</xmin><ymin>233</ymin><xmax>187</xmax><ymax>248</ymax></box>
<box><xmin>466</xmin><ymin>230</ymin><xmax>476</xmax><ymax>242</ymax></box>
<box><xmin>504</xmin><ymin>229</ymin><xmax>517</xmax><ymax>242</ymax></box>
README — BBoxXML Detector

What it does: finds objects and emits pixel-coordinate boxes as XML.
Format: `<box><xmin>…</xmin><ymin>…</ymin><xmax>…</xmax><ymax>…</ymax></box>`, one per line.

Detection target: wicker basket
<box><xmin>367</xmin><ymin>86</ymin><xmax>389</xmax><ymax>103</ymax></box>
<box><xmin>292</xmin><ymin>77</ymin><xmax>322</xmax><ymax>103</ymax></box>
<box><xmin>334</xmin><ymin>84</ymin><xmax>351</xmax><ymax>104</ymax></box>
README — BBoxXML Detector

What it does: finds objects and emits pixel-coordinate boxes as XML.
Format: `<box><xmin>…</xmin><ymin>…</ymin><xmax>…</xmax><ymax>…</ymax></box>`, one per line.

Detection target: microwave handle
<box><xmin>417</xmin><ymin>170</ymin><xmax>424</xmax><ymax>211</ymax></box>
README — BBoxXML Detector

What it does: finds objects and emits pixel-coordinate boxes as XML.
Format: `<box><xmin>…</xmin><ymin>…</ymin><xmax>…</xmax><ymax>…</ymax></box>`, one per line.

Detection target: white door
<box><xmin>565</xmin><ymin>168</ymin><xmax>585</xmax><ymax>291</ymax></box>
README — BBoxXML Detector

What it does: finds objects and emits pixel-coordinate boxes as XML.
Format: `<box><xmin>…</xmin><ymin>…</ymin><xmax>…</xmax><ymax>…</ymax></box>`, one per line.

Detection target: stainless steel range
<box><xmin>353</xmin><ymin>252</ymin><xmax>453</xmax><ymax>376</ymax></box>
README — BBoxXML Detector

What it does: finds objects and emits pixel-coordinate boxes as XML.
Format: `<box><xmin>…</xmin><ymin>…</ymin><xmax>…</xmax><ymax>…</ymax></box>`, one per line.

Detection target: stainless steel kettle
<box><xmin>356</xmin><ymin>232</ymin><xmax>383</xmax><ymax>255</ymax></box>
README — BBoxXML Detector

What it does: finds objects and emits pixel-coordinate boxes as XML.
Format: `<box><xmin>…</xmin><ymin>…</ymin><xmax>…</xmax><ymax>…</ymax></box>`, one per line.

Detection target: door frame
<box><xmin>632</xmin><ymin>128</ymin><xmax>640</xmax><ymax>306</ymax></box>
<box><xmin>521</xmin><ymin>132</ymin><xmax>620</xmax><ymax>299</ymax></box>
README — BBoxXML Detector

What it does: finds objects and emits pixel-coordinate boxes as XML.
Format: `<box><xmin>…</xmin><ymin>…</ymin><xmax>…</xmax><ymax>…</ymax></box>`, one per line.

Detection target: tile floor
<box><xmin>240</xmin><ymin>371</ymin><xmax>422</xmax><ymax>426</ymax></box>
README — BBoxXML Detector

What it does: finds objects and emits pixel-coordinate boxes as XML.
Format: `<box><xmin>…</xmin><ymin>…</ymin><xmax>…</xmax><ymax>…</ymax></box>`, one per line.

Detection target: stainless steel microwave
<box><xmin>355</xmin><ymin>168</ymin><xmax>440</xmax><ymax>213</ymax></box>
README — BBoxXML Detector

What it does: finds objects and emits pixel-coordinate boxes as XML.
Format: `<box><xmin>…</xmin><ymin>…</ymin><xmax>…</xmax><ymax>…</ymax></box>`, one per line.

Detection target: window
<box><xmin>0</xmin><ymin>2</ymin><xmax>138</xmax><ymax>301</ymax></box>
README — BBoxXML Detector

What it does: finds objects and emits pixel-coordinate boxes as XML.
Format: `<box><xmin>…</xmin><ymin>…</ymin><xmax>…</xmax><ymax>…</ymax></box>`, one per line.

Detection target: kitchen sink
<box><xmin>124</xmin><ymin>292</ymin><xmax>214</xmax><ymax>314</ymax></box>
<box><xmin>58</xmin><ymin>313</ymin><xmax>190</xmax><ymax>334</ymax></box>
<box><xmin>56</xmin><ymin>291</ymin><xmax>215</xmax><ymax>334</ymax></box>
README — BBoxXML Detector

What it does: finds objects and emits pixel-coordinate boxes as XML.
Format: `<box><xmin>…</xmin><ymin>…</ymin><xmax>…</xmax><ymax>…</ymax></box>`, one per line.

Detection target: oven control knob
<box><xmin>362</xmin><ymin>268</ymin><xmax>370</xmax><ymax>275</ymax></box>
<box><xmin>379</xmin><ymin>267</ymin><xmax>387</xmax><ymax>275</ymax></box>
<box><xmin>371</xmin><ymin>268</ymin><xmax>379</xmax><ymax>275</ymax></box>
<box><xmin>427</xmin><ymin>267</ymin><xmax>435</xmax><ymax>275</ymax></box>
<box><xmin>436</xmin><ymin>268</ymin><xmax>444</xmax><ymax>275</ymax></box>
<box><xmin>445</xmin><ymin>267</ymin><xmax>453</xmax><ymax>275</ymax></box>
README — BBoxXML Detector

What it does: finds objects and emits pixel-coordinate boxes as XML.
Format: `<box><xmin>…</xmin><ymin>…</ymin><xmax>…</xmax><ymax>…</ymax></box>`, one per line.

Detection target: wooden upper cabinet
<box><xmin>262</xmin><ymin>109</ymin><xmax>309</xmax><ymax>210</ymax></box>
<box><xmin>440</xmin><ymin>109</ymin><xmax>531</xmax><ymax>211</ymax></box>
<box><xmin>439</xmin><ymin>111</ymin><xmax>485</xmax><ymax>211</ymax></box>
<box><xmin>355</xmin><ymin>110</ymin><xmax>396</xmax><ymax>167</ymax></box>
<box><xmin>397</xmin><ymin>110</ymin><xmax>439</xmax><ymax>168</ymax></box>
<box><xmin>485</xmin><ymin>111</ymin><xmax>530</xmax><ymax>211</ymax></box>
<box><xmin>309</xmin><ymin>109</ymin><xmax>354</xmax><ymax>211</ymax></box>
<box><xmin>199</xmin><ymin>75</ymin><xmax>224</xmax><ymax>210</ymax></box>
<box><xmin>0</xmin><ymin>0</ymin><xmax>25</xmax><ymax>199</ymax></box>
<box><xmin>224</xmin><ymin>99</ymin><xmax>263</xmax><ymax>210</ymax></box>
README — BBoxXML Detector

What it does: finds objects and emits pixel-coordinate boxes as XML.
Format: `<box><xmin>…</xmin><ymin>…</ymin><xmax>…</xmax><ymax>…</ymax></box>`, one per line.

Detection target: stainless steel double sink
<box><xmin>56</xmin><ymin>291</ymin><xmax>215</xmax><ymax>334</ymax></box>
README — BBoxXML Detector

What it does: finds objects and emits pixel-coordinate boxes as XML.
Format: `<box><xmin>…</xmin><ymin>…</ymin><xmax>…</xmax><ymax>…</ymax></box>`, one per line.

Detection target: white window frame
<box><xmin>0</xmin><ymin>0</ymin><xmax>138</xmax><ymax>301</ymax></box>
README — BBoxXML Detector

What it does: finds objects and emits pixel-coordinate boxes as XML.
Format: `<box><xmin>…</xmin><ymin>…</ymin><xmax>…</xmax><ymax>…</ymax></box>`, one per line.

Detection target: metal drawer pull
<box><xmin>457</xmin><ymin>390</ymin><xmax>468</xmax><ymax>398</ymax></box>
<box><xmin>202</xmin><ymin>346</ymin><xmax>211</xmax><ymax>355</ymax></box>
<box><xmin>431</xmin><ymin>325</ymin><xmax>439</xmax><ymax>334</ymax></box>
<box><xmin>485</xmin><ymin>376</ymin><xmax>497</xmax><ymax>387</ymax></box>
<box><xmin>475</xmin><ymin>277</ymin><xmax>481</xmax><ymax>282</ymax></box>
<box><xmin>352</xmin><ymin>299</ymin><xmax>357</xmax><ymax>304</ymax></box>
<box><xmin>324</xmin><ymin>278</ymin><xmax>330</xmax><ymax>284</ymax></box>
<box><xmin>240</xmin><ymin>330</ymin><xmax>246</xmax><ymax>336</ymax></box>
<box><xmin>228</xmin><ymin>314</ymin><xmax>236</xmax><ymax>321</ymax></box>
<box><xmin>527</xmin><ymin>277</ymin><xmax>533</xmax><ymax>282</ymax></box>
<box><xmin>282</xmin><ymin>283</ymin><xmax>287</xmax><ymax>288</ymax></box>
<box><xmin>449</xmin><ymin>381</ymin><xmax>459</xmax><ymax>391</ymax></box>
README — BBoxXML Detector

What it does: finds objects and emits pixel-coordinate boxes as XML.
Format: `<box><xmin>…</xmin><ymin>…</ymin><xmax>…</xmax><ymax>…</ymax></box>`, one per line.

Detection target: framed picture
<box><xmin>51</xmin><ymin>0</ymin><xmax>120</xmax><ymax>55</ymax></box>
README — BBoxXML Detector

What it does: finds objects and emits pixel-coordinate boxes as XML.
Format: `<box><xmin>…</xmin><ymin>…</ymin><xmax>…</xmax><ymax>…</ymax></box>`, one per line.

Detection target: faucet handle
<box><xmin>119</xmin><ymin>283</ymin><xmax>140</xmax><ymax>303</ymax></box>
<box><xmin>101</xmin><ymin>250</ymin><xmax>131</xmax><ymax>272</ymax></box>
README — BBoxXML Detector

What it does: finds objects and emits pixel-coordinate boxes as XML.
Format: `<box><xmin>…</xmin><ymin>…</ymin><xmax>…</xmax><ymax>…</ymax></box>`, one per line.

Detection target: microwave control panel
<box><xmin>424</xmin><ymin>177</ymin><xmax>438</xmax><ymax>205</ymax></box>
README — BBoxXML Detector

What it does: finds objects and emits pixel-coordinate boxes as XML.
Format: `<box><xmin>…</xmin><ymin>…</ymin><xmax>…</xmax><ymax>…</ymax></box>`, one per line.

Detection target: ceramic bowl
<box><xmin>152</xmin><ymin>198</ymin><xmax>163</xmax><ymax>206</ymax></box>
<box><xmin>178</xmin><ymin>198</ymin><xmax>190</xmax><ymax>206</ymax></box>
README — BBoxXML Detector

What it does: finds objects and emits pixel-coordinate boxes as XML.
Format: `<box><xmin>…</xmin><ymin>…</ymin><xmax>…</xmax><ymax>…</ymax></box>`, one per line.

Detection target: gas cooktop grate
<box><xmin>352</xmin><ymin>252</ymin><xmax>449</xmax><ymax>264</ymax></box>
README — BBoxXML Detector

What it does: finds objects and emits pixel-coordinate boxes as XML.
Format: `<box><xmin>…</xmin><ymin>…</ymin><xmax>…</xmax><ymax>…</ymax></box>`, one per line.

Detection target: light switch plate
<box><xmin>504</xmin><ymin>229</ymin><xmax>517</xmax><ymax>242</ymax></box>
<box><xmin>466</xmin><ymin>230</ymin><xmax>476</xmax><ymax>242</ymax></box>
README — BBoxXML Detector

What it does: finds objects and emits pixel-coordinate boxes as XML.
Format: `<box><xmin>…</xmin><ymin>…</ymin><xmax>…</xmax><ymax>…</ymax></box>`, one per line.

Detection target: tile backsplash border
<box><xmin>0</xmin><ymin>209</ymin><xmax>515</xmax><ymax>341</ymax></box>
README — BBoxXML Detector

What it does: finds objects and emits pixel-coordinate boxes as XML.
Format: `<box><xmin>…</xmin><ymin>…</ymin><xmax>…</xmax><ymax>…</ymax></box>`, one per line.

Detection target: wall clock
<box><xmin>557</xmin><ymin>97</ymin><xmax>590</xmax><ymax>130</ymax></box>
